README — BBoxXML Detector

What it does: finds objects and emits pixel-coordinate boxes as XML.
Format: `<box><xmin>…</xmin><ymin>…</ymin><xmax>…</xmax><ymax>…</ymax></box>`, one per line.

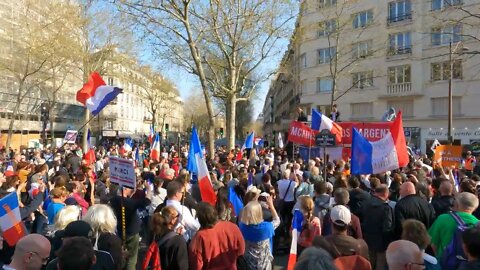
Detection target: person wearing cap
<box><xmin>313</xmin><ymin>205</ymin><xmax>369</xmax><ymax>261</ymax></box>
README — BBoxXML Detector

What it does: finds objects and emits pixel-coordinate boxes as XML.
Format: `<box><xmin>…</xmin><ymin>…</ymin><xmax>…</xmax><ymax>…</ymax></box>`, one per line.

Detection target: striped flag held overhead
<box><xmin>0</xmin><ymin>192</ymin><xmax>27</xmax><ymax>246</ymax></box>
<box><xmin>287</xmin><ymin>209</ymin><xmax>304</xmax><ymax>270</ymax></box>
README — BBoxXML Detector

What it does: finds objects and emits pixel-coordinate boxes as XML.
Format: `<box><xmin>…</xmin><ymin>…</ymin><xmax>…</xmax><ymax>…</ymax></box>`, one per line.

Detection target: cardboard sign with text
<box><xmin>434</xmin><ymin>145</ymin><xmax>463</xmax><ymax>167</ymax></box>
<box><xmin>109</xmin><ymin>157</ymin><xmax>136</xmax><ymax>189</ymax></box>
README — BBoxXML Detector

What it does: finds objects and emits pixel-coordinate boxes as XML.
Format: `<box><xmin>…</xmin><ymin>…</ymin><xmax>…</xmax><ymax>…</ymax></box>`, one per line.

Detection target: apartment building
<box><xmin>0</xmin><ymin>0</ymin><xmax>85</xmax><ymax>149</ymax></box>
<box><xmin>96</xmin><ymin>56</ymin><xmax>184</xmax><ymax>142</ymax></box>
<box><xmin>264</xmin><ymin>0</ymin><xmax>480</xmax><ymax>153</ymax></box>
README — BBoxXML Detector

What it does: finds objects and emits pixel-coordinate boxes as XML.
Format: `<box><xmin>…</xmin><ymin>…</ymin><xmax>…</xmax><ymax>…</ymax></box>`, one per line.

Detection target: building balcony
<box><xmin>387</xmin><ymin>82</ymin><xmax>411</xmax><ymax>95</ymax></box>
<box><xmin>387</xmin><ymin>13</ymin><xmax>412</xmax><ymax>25</ymax></box>
<box><xmin>387</xmin><ymin>47</ymin><xmax>412</xmax><ymax>57</ymax></box>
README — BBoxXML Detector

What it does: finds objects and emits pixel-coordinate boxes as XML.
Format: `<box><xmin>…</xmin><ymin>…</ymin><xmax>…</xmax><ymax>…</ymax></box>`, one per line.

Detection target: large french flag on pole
<box><xmin>187</xmin><ymin>126</ymin><xmax>217</xmax><ymax>205</ymax></box>
<box><xmin>76</xmin><ymin>72</ymin><xmax>122</xmax><ymax>116</ymax></box>
<box><xmin>0</xmin><ymin>192</ymin><xmax>27</xmax><ymax>246</ymax></box>
<box><xmin>311</xmin><ymin>108</ymin><xmax>343</xmax><ymax>143</ymax></box>
<box><xmin>351</xmin><ymin>111</ymin><xmax>409</xmax><ymax>174</ymax></box>
<box><xmin>287</xmin><ymin>210</ymin><xmax>304</xmax><ymax>270</ymax></box>
<box><xmin>148</xmin><ymin>126</ymin><xmax>155</xmax><ymax>144</ymax></box>
<box><xmin>150</xmin><ymin>133</ymin><xmax>160</xmax><ymax>161</ymax></box>
<box><xmin>236</xmin><ymin>132</ymin><xmax>255</xmax><ymax>161</ymax></box>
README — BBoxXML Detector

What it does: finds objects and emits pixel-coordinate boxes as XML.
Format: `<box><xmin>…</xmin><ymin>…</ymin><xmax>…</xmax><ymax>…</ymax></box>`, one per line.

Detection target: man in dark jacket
<box><xmin>394</xmin><ymin>182</ymin><xmax>435</xmax><ymax>239</ymax></box>
<box><xmin>109</xmin><ymin>186</ymin><xmax>151</xmax><ymax>270</ymax></box>
<box><xmin>362</xmin><ymin>184</ymin><xmax>395</xmax><ymax>270</ymax></box>
<box><xmin>431</xmin><ymin>180</ymin><xmax>455</xmax><ymax>218</ymax></box>
<box><xmin>348</xmin><ymin>176</ymin><xmax>370</xmax><ymax>221</ymax></box>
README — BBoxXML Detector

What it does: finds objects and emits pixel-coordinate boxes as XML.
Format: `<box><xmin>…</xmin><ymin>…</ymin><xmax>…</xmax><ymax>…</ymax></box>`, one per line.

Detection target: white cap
<box><xmin>330</xmin><ymin>205</ymin><xmax>351</xmax><ymax>227</ymax></box>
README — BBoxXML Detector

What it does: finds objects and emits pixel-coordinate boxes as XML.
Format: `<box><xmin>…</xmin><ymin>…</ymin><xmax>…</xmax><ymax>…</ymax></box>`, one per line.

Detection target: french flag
<box><xmin>124</xmin><ymin>138</ymin><xmax>134</xmax><ymax>152</ymax></box>
<box><xmin>84</xmin><ymin>129</ymin><xmax>96</xmax><ymax>166</ymax></box>
<box><xmin>187</xmin><ymin>126</ymin><xmax>217</xmax><ymax>205</ymax></box>
<box><xmin>4</xmin><ymin>162</ymin><xmax>14</xmax><ymax>177</ymax></box>
<box><xmin>150</xmin><ymin>133</ymin><xmax>160</xmax><ymax>161</ymax></box>
<box><xmin>236</xmin><ymin>132</ymin><xmax>254</xmax><ymax>161</ymax></box>
<box><xmin>311</xmin><ymin>108</ymin><xmax>343</xmax><ymax>143</ymax></box>
<box><xmin>148</xmin><ymin>126</ymin><xmax>155</xmax><ymax>144</ymax></box>
<box><xmin>228</xmin><ymin>187</ymin><xmax>243</xmax><ymax>216</ymax></box>
<box><xmin>351</xmin><ymin>111</ymin><xmax>409</xmax><ymax>174</ymax></box>
<box><xmin>76</xmin><ymin>72</ymin><xmax>122</xmax><ymax>116</ymax></box>
<box><xmin>287</xmin><ymin>210</ymin><xmax>304</xmax><ymax>270</ymax></box>
<box><xmin>0</xmin><ymin>193</ymin><xmax>27</xmax><ymax>246</ymax></box>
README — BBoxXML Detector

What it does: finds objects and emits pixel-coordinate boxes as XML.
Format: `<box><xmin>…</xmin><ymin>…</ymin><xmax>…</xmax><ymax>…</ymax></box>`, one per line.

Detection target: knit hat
<box><xmin>64</xmin><ymin>220</ymin><xmax>93</xmax><ymax>239</ymax></box>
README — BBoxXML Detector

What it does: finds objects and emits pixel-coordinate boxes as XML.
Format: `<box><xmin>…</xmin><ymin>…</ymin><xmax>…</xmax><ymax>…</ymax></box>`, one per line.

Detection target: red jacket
<box><xmin>189</xmin><ymin>221</ymin><xmax>245</xmax><ymax>270</ymax></box>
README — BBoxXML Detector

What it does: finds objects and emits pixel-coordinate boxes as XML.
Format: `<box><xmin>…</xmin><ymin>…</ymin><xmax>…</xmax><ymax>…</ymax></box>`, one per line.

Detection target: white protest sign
<box><xmin>63</xmin><ymin>130</ymin><xmax>78</xmax><ymax>144</ymax></box>
<box><xmin>109</xmin><ymin>156</ymin><xmax>136</xmax><ymax>189</ymax></box>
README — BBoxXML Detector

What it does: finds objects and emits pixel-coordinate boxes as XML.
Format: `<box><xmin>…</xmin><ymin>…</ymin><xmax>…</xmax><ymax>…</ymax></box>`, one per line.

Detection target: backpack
<box><xmin>326</xmin><ymin>237</ymin><xmax>371</xmax><ymax>270</ymax></box>
<box><xmin>141</xmin><ymin>231</ymin><xmax>177</xmax><ymax>270</ymax></box>
<box><xmin>440</xmin><ymin>212</ymin><xmax>471</xmax><ymax>270</ymax></box>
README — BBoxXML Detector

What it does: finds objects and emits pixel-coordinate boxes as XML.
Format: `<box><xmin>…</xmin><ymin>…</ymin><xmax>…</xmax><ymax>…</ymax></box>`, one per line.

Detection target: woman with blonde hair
<box><xmin>297</xmin><ymin>196</ymin><xmax>321</xmax><ymax>256</ymax></box>
<box><xmin>239</xmin><ymin>196</ymin><xmax>280</xmax><ymax>270</ymax></box>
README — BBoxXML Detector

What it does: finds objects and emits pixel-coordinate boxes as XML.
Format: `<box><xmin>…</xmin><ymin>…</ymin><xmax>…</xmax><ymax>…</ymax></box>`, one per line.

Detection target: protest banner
<box><xmin>434</xmin><ymin>145</ymin><xmax>463</xmax><ymax>167</ymax></box>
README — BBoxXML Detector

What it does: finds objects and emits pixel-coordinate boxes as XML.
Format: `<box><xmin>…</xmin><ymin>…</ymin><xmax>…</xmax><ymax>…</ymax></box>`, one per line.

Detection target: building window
<box><xmin>351</xmin><ymin>102</ymin><xmax>373</xmax><ymax>118</ymax></box>
<box><xmin>388</xmin><ymin>65</ymin><xmax>411</xmax><ymax>84</ymax></box>
<box><xmin>352</xmin><ymin>40</ymin><xmax>372</xmax><ymax>59</ymax></box>
<box><xmin>432</xmin><ymin>0</ymin><xmax>463</xmax><ymax>11</ymax></box>
<box><xmin>317</xmin><ymin>77</ymin><xmax>333</xmax><ymax>92</ymax></box>
<box><xmin>300</xmin><ymin>80</ymin><xmax>307</xmax><ymax>93</ymax></box>
<box><xmin>352</xmin><ymin>10</ymin><xmax>373</xmax><ymax>29</ymax></box>
<box><xmin>431</xmin><ymin>24</ymin><xmax>462</xmax><ymax>46</ymax></box>
<box><xmin>388</xmin><ymin>0</ymin><xmax>412</xmax><ymax>23</ymax></box>
<box><xmin>319</xmin><ymin>0</ymin><xmax>336</xmax><ymax>8</ymax></box>
<box><xmin>318</xmin><ymin>47</ymin><xmax>336</xmax><ymax>64</ymax></box>
<box><xmin>388</xmin><ymin>32</ymin><xmax>412</xmax><ymax>55</ymax></box>
<box><xmin>431</xmin><ymin>60</ymin><xmax>462</xmax><ymax>81</ymax></box>
<box><xmin>387</xmin><ymin>100</ymin><xmax>413</xmax><ymax>117</ymax></box>
<box><xmin>318</xmin><ymin>19</ymin><xmax>337</xmax><ymax>37</ymax></box>
<box><xmin>300</xmin><ymin>53</ymin><xmax>307</xmax><ymax>68</ymax></box>
<box><xmin>431</xmin><ymin>97</ymin><xmax>461</xmax><ymax>116</ymax></box>
<box><xmin>352</xmin><ymin>71</ymin><xmax>374</xmax><ymax>88</ymax></box>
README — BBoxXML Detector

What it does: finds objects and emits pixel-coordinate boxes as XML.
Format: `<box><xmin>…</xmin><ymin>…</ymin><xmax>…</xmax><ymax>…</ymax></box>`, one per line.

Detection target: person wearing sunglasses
<box><xmin>3</xmin><ymin>234</ymin><xmax>51</xmax><ymax>270</ymax></box>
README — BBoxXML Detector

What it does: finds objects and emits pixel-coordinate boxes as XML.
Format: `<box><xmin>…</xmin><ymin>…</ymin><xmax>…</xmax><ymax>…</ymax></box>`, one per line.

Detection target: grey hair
<box><xmin>294</xmin><ymin>247</ymin><xmax>337</xmax><ymax>270</ymax></box>
<box><xmin>83</xmin><ymin>204</ymin><xmax>117</xmax><ymax>234</ymax></box>
<box><xmin>456</xmin><ymin>192</ymin><xmax>479</xmax><ymax>211</ymax></box>
<box><xmin>54</xmin><ymin>206</ymin><xmax>81</xmax><ymax>231</ymax></box>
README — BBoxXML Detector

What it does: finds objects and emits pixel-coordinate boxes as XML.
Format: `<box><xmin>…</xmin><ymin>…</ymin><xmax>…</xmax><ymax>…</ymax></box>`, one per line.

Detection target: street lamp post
<box><xmin>448</xmin><ymin>42</ymin><xmax>469</xmax><ymax>145</ymax></box>
<box><xmin>448</xmin><ymin>42</ymin><xmax>453</xmax><ymax>144</ymax></box>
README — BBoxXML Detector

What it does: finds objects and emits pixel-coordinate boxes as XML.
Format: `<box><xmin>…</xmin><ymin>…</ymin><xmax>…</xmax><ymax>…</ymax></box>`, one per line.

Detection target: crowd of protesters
<box><xmin>0</xmin><ymin>139</ymin><xmax>479</xmax><ymax>270</ymax></box>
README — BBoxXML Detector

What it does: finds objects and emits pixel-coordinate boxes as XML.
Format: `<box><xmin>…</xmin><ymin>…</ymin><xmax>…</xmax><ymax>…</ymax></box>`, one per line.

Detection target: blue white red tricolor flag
<box><xmin>311</xmin><ymin>108</ymin><xmax>343</xmax><ymax>143</ymax></box>
<box><xmin>0</xmin><ymin>192</ymin><xmax>27</xmax><ymax>246</ymax></box>
<box><xmin>236</xmin><ymin>132</ymin><xmax>255</xmax><ymax>161</ymax></box>
<box><xmin>124</xmin><ymin>138</ymin><xmax>134</xmax><ymax>152</ymax></box>
<box><xmin>4</xmin><ymin>162</ymin><xmax>14</xmax><ymax>177</ymax></box>
<box><xmin>150</xmin><ymin>133</ymin><xmax>160</xmax><ymax>161</ymax></box>
<box><xmin>228</xmin><ymin>187</ymin><xmax>243</xmax><ymax>216</ymax></box>
<box><xmin>148</xmin><ymin>126</ymin><xmax>155</xmax><ymax>144</ymax></box>
<box><xmin>76</xmin><ymin>72</ymin><xmax>122</xmax><ymax>116</ymax></box>
<box><xmin>84</xmin><ymin>129</ymin><xmax>96</xmax><ymax>166</ymax></box>
<box><xmin>187</xmin><ymin>126</ymin><xmax>216</xmax><ymax>205</ymax></box>
<box><xmin>351</xmin><ymin>111</ymin><xmax>409</xmax><ymax>174</ymax></box>
<box><xmin>287</xmin><ymin>210</ymin><xmax>304</xmax><ymax>270</ymax></box>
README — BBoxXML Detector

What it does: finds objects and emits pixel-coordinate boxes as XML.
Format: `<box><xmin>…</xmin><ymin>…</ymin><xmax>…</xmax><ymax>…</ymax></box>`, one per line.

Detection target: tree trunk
<box><xmin>226</xmin><ymin>95</ymin><xmax>236</xmax><ymax>150</ymax></box>
<box><xmin>5</xmin><ymin>88</ymin><xmax>22</xmax><ymax>151</ymax></box>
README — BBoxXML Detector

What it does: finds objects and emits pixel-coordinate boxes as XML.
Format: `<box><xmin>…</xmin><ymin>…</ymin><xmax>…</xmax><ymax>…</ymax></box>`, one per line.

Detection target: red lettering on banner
<box><xmin>339</xmin><ymin>122</ymin><xmax>393</xmax><ymax>145</ymax></box>
<box><xmin>287</xmin><ymin>121</ymin><xmax>315</xmax><ymax>146</ymax></box>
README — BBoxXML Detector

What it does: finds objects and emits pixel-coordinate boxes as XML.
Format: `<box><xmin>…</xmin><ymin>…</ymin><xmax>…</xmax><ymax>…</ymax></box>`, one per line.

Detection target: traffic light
<box><xmin>219</xmin><ymin>128</ymin><xmax>224</xmax><ymax>136</ymax></box>
<box><xmin>40</xmin><ymin>102</ymin><xmax>49</xmax><ymax>122</ymax></box>
<box><xmin>165</xmin><ymin>123</ymin><xmax>169</xmax><ymax>132</ymax></box>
